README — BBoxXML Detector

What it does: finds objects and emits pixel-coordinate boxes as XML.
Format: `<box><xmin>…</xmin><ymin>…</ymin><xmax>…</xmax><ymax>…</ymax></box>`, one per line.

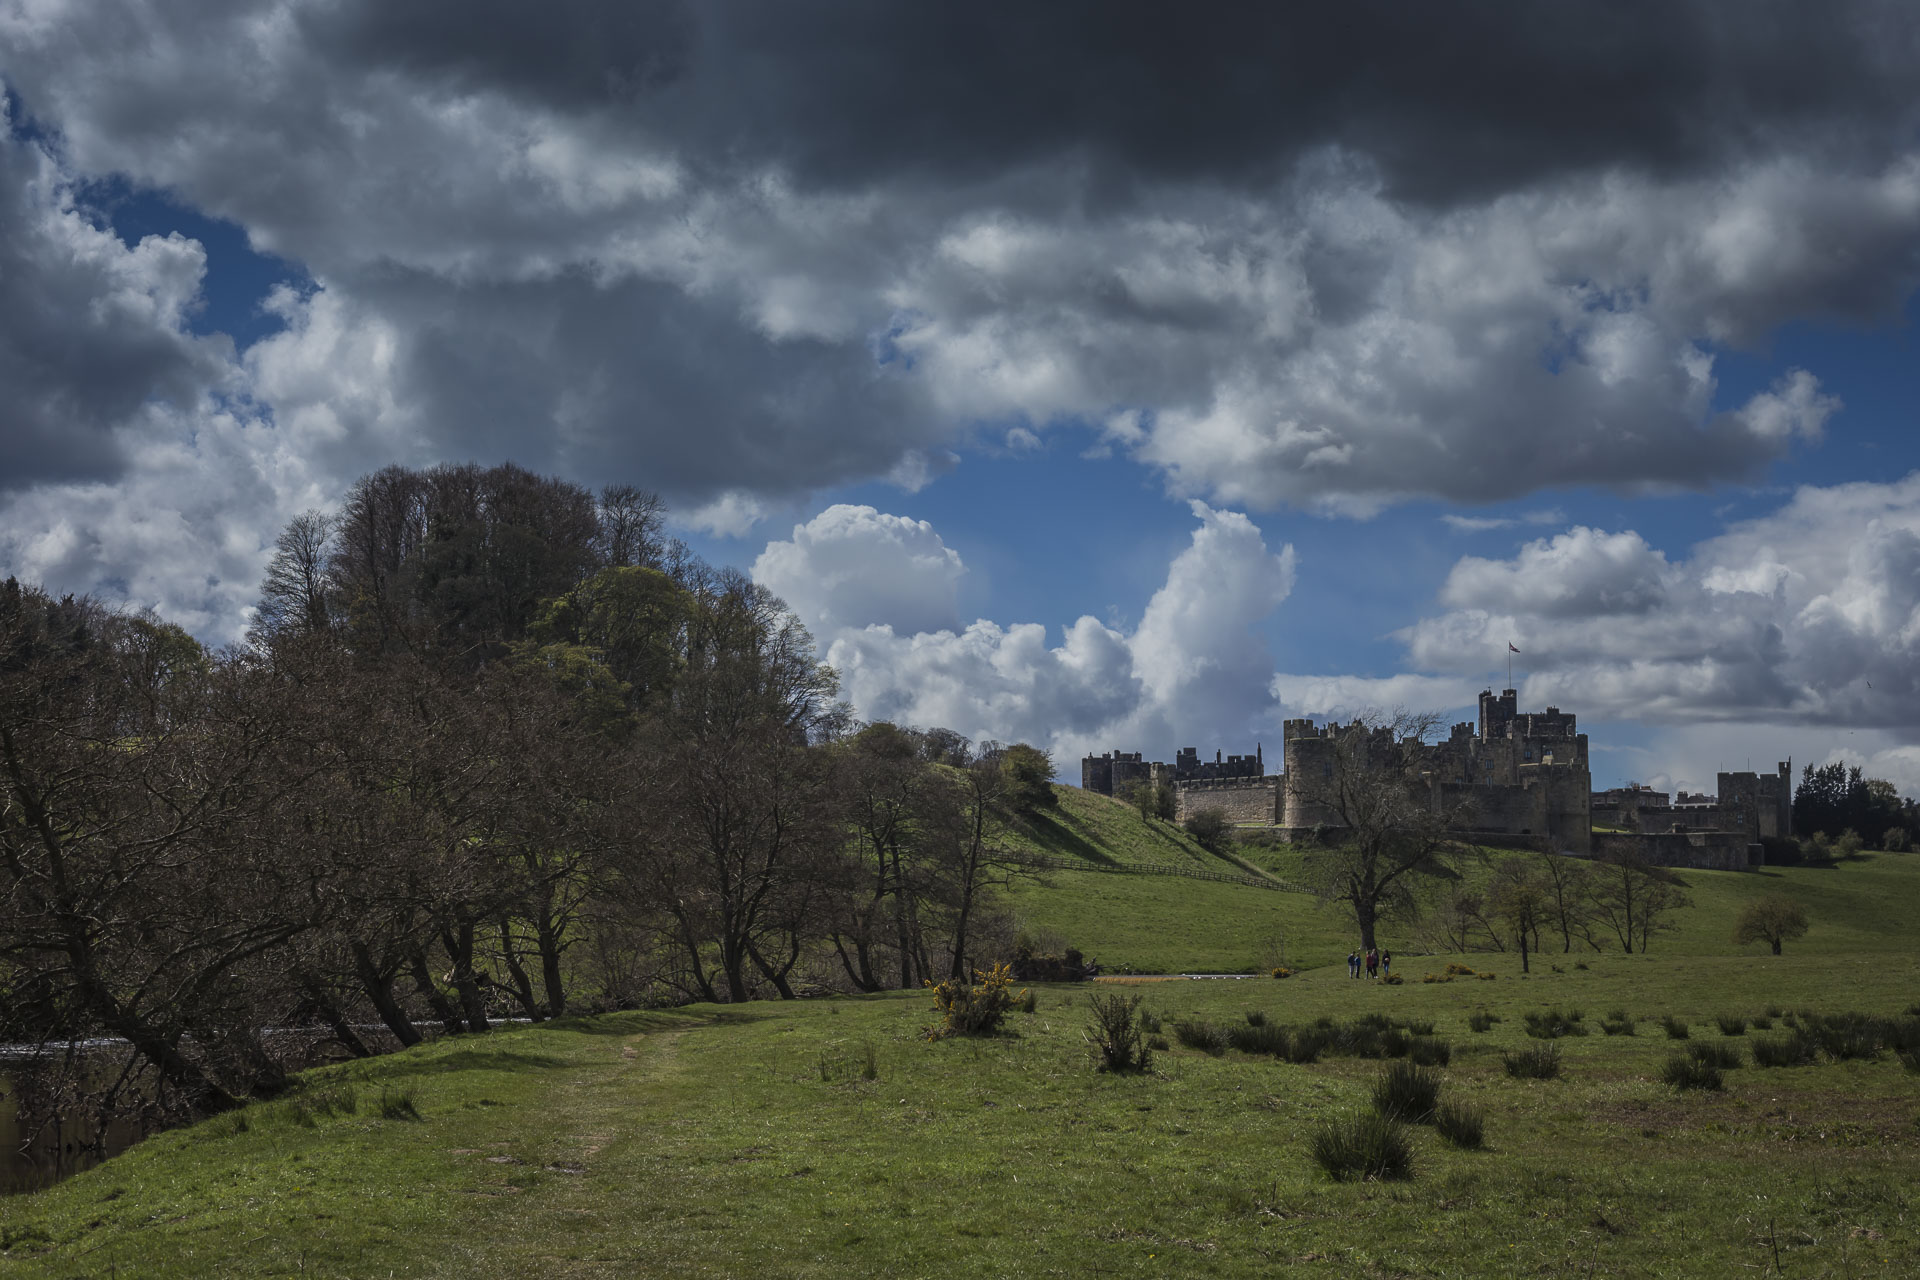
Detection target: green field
<box><xmin>4</xmin><ymin>801</ymin><xmax>1919</xmax><ymax>1277</ymax></box>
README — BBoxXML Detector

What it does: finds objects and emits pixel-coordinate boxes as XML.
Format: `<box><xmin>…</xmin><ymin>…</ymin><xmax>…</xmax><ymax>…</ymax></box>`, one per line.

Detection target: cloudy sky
<box><xmin>5</xmin><ymin>1</ymin><xmax>1920</xmax><ymax>795</ymax></box>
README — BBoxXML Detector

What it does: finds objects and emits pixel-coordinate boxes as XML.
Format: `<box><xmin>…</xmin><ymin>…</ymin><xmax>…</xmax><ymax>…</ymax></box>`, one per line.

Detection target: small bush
<box><xmin>1885</xmin><ymin>826</ymin><xmax>1912</xmax><ymax>852</ymax></box>
<box><xmin>1381</xmin><ymin>973</ymin><xmax>1404</xmax><ymax>985</ymax></box>
<box><xmin>925</xmin><ymin>963</ymin><xmax>1024</xmax><ymax>1039</ymax></box>
<box><xmin>1226</xmin><ymin>1021</ymin><xmax>1290</xmax><ymax>1058</ymax></box>
<box><xmin>1467</xmin><ymin>1011</ymin><xmax>1498</xmax><ymax>1033</ymax></box>
<box><xmin>1146</xmin><ymin>1035</ymin><xmax>1170</xmax><ymax>1052</ymax></box>
<box><xmin>1433</xmin><ymin>1101</ymin><xmax>1485</xmax><ymax>1149</ymax></box>
<box><xmin>1662</xmin><ymin>1054</ymin><xmax>1723</xmax><ymax>1091</ymax></box>
<box><xmin>1522</xmin><ymin>1009</ymin><xmax>1589</xmax><ymax>1040</ymax></box>
<box><xmin>1600</xmin><ymin>1010</ymin><xmax>1636</xmax><ymax>1036</ymax></box>
<box><xmin>1478</xmin><ymin>971</ymin><xmax>1498</xmax><ymax>981</ymax></box>
<box><xmin>1714</xmin><ymin>1014</ymin><xmax>1748</xmax><ymax>1036</ymax></box>
<box><xmin>1015</xmin><ymin>988</ymin><xmax>1038</xmax><ymax>1014</ymax></box>
<box><xmin>1689</xmin><ymin>1041</ymin><xmax>1743</xmax><ymax>1070</ymax></box>
<box><xmin>1139</xmin><ymin>1008</ymin><xmax>1162</xmax><ymax>1034</ymax></box>
<box><xmin>1284</xmin><ymin>1029</ymin><xmax>1327</xmax><ymax>1064</ymax></box>
<box><xmin>1444</xmin><ymin>962</ymin><xmax>1477</xmax><ymax>977</ymax></box>
<box><xmin>1751</xmin><ymin>1033</ymin><xmax>1818</xmax><ymax>1068</ymax></box>
<box><xmin>1661</xmin><ymin>1016</ymin><xmax>1690</xmax><ymax>1040</ymax></box>
<box><xmin>1272</xmin><ymin>967</ymin><xmax>1293</xmax><ymax>978</ymax></box>
<box><xmin>1408</xmin><ymin>1037</ymin><xmax>1452</xmax><ymax>1067</ymax></box>
<box><xmin>1502</xmin><ymin>1044</ymin><xmax>1563</xmax><ymax>1080</ymax></box>
<box><xmin>1371</xmin><ymin>1061</ymin><xmax>1442</xmax><ymax>1123</ymax></box>
<box><xmin>1086</xmin><ymin>992</ymin><xmax>1154</xmax><ymax>1073</ymax></box>
<box><xmin>1308</xmin><ymin>1111</ymin><xmax>1414</xmax><ymax>1182</ymax></box>
<box><xmin>1750</xmin><ymin>1014</ymin><xmax>1772</xmax><ymax>1030</ymax></box>
<box><xmin>1899</xmin><ymin>1050</ymin><xmax>1919</xmax><ymax>1074</ymax></box>
<box><xmin>1174</xmin><ymin>1020</ymin><xmax>1229</xmax><ymax>1057</ymax></box>
<box><xmin>1246</xmin><ymin>1010</ymin><xmax>1268</xmax><ymax>1027</ymax></box>
<box><xmin>1402</xmin><ymin>1019</ymin><xmax>1435</xmax><ymax>1037</ymax></box>
<box><xmin>377</xmin><ymin>1088</ymin><xmax>422</xmax><ymax>1122</ymax></box>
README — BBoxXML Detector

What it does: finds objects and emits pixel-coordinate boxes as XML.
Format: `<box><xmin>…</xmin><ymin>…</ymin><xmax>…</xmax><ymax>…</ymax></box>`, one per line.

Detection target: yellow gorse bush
<box><xmin>924</xmin><ymin>962</ymin><xmax>1025</xmax><ymax>1039</ymax></box>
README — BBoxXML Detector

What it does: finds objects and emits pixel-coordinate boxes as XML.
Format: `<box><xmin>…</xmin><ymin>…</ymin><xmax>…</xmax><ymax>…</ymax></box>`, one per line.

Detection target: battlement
<box><xmin>1080</xmin><ymin>742</ymin><xmax>1263</xmax><ymax>796</ymax></box>
<box><xmin>1176</xmin><ymin>775</ymin><xmax>1276</xmax><ymax>793</ymax></box>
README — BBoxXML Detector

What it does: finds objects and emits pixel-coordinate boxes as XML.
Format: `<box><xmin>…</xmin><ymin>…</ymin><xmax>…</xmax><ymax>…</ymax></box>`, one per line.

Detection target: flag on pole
<box><xmin>1508</xmin><ymin>642</ymin><xmax>1520</xmax><ymax>654</ymax></box>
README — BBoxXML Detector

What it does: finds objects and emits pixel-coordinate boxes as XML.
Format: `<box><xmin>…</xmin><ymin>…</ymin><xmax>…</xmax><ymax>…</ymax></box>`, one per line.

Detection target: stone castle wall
<box><xmin>1173</xmin><ymin>776</ymin><xmax>1280</xmax><ymax>825</ymax></box>
<box><xmin>1591</xmin><ymin>831</ymin><xmax>1763</xmax><ymax>872</ymax></box>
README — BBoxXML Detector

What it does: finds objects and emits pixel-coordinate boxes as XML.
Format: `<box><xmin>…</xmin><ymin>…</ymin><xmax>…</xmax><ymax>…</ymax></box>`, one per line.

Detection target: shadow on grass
<box><xmin>1020</xmin><ymin>811</ymin><xmax>1119</xmax><ymax>867</ymax></box>
<box><xmin>373</xmin><ymin>1049</ymin><xmax>575</xmax><ymax>1078</ymax></box>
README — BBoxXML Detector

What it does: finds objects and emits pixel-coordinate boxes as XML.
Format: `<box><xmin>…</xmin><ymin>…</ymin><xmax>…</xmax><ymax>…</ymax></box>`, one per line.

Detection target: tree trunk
<box><xmin>443</xmin><ymin>924</ymin><xmax>491</xmax><ymax>1031</ymax></box>
<box><xmin>535</xmin><ymin>911</ymin><xmax>568</xmax><ymax>1018</ymax></box>
<box><xmin>406</xmin><ymin>950</ymin><xmax>465</xmax><ymax>1035</ymax></box>
<box><xmin>1771</xmin><ymin>938</ymin><xmax>1783</xmax><ymax>956</ymax></box>
<box><xmin>354</xmin><ymin>944</ymin><xmax>422</xmax><ymax>1047</ymax></box>
<box><xmin>496</xmin><ymin>917</ymin><xmax>544</xmax><ymax>1020</ymax></box>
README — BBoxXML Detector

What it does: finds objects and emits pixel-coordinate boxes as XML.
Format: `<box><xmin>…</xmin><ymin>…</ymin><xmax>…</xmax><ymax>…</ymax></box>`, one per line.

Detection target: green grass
<box><xmin>5</xmin><ymin>950</ymin><xmax>1919</xmax><ymax>1277</ymax></box>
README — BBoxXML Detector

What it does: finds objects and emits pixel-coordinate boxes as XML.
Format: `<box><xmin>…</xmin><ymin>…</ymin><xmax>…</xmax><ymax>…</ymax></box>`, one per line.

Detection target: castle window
<box><xmin>1322</xmin><ymin>761</ymin><xmax>1332</xmax><ymax>778</ymax></box>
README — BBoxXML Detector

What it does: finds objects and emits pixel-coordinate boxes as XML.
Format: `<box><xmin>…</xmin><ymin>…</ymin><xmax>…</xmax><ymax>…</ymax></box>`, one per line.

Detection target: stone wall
<box><xmin>1175</xmin><ymin>777</ymin><xmax>1280</xmax><ymax>825</ymax></box>
<box><xmin>1591</xmin><ymin>831</ymin><xmax>1763</xmax><ymax>871</ymax></box>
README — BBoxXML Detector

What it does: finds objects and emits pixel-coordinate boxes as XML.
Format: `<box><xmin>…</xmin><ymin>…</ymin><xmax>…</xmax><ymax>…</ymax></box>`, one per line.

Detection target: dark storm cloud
<box><xmin>309</xmin><ymin>0</ymin><xmax>1920</xmax><ymax>203</ymax></box>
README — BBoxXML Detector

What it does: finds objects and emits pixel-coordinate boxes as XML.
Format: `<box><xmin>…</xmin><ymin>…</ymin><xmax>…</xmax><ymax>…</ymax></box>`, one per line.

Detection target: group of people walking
<box><xmin>1347</xmin><ymin>947</ymin><xmax>1390</xmax><ymax>979</ymax></box>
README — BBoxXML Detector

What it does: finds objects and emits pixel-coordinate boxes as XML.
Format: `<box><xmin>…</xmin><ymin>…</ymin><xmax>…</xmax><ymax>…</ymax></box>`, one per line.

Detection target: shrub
<box><xmin>1433</xmin><ymin>1101</ymin><xmax>1485</xmax><ymax>1149</ymax></box>
<box><xmin>925</xmin><ymin>963</ymin><xmax>1024</xmax><ymax>1039</ymax></box>
<box><xmin>1502</xmin><ymin>1044</ymin><xmax>1562</xmax><ymax>1080</ymax></box>
<box><xmin>1174</xmin><ymin>1020</ymin><xmax>1229</xmax><ymax>1056</ymax></box>
<box><xmin>1478</xmin><ymin>972</ymin><xmax>1498</xmax><ymax>981</ymax></box>
<box><xmin>1600</xmin><ymin>1011</ymin><xmax>1636</xmax><ymax>1037</ymax></box>
<box><xmin>1284</xmin><ymin>1029</ymin><xmax>1327</xmax><ymax>1064</ymax></box>
<box><xmin>1751</xmin><ymin>1033</ymin><xmax>1818</xmax><ymax>1068</ymax></box>
<box><xmin>1183</xmin><ymin>807</ymin><xmax>1232</xmax><ymax>853</ymax></box>
<box><xmin>1715</xmin><ymin>1014</ymin><xmax>1748</xmax><ymax>1036</ymax></box>
<box><xmin>1467</xmin><ymin>1011</ymin><xmax>1499</xmax><ymax>1033</ymax></box>
<box><xmin>1146</xmin><ymin>1035</ymin><xmax>1170</xmax><ymax>1052</ymax></box>
<box><xmin>1408</xmin><ymin>1037</ymin><xmax>1452</xmax><ymax>1067</ymax></box>
<box><xmin>1750</xmin><ymin>1014</ymin><xmax>1772</xmax><ymax>1030</ymax></box>
<box><xmin>1381</xmin><ymin>973</ymin><xmax>1405</xmax><ymax>985</ymax></box>
<box><xmin>1661</xmin><ymin>1016</ymin><xmax>1690</xmax><ymax>1040</ymax></box>
<box><xmin>1271</xmin><ymin>967</ymin><xmax>1293</xmax><ymax>978</ymax></box>
<box><xmin>1900</xmin><ymin>1050</ymin><xmax>1919</xmax><ymax>1074</ymax></box>
<box><xmin>1139</xmin><ymin>1008</ymin><xmax>1162</xmax><ymax>1034</ymax></box>
<box><xmin>1663</xmin><ymin>1053</ymin><xmax>1723</xmax><ymax>1091</ymax></box>
<box><xmin>1371</xmin><ymin>1061</ymin><xmax>1442</xmax><ymax>1123</ymax></box>
<box><xmin>1011</xmin><ymin>936</ymin><xmax>1091</xmax><ymax>982</ymax></box>
<box><xmin>1689</xmin><ymin>1041</ymin><xmax>1743</xmax><ymax>1070</ymax></box>
<box><xmin>1246</xmin><ymin>1010</ymin><xmax>1268</xmax><ymax>1027</ymax></box>
<box><xmin>1444</xmin><ymin>962</ymin><xmax>1477</xmax><ymax>977</ymax></box>
<box><xmin>1308</xmin><ymin>1111</ymin><xmax>1414</xmax><ymax>1182</ymax></box>
<box><xmin>1402</xmin><ymin>1019</ymin><xmax>1435</xmax><ymax>1037</ymax></box>
<box><xmin>1885</xmin><ymin>826</ymin><xmax>1912</xmax><ymax>852</ymax></box>
<box><xmin>1522</xmin><ymin>1009</ymin><xmax>1589</xmax><ymax>1039</ymax></box>
<box><xmin>1226</xmin><ymin>1022</ymin><xmax>1290</xmax><ymax>1058</ymax></box>
<box><xmin>1085</xmin><ymin>992</ymin><xmax>1154</xmax><ymax>1073</ymax></box>
<box><xmin>1016</xmin><ymin>988</ymin><xmax>1038</xmax><ymax>1014</ymax></box>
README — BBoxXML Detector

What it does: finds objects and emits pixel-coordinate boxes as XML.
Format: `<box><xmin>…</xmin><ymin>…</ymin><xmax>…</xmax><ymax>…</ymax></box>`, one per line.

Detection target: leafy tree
<box><xmin>1001</xmin><ymin>742</ymin><xmax>1057</xmax><ymax>815</ymax></box>
<box><xmin>1733</xmin><ymin>894</ymin><xmax>1810</xmax><ymax>955</ymax></box>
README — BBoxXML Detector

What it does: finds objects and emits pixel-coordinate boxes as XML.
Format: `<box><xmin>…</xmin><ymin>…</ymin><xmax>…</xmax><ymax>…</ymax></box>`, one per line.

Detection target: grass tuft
<box><xmin>1661</xmin><ymin>1016</ymin><xmax>1691</xmax><ymax>1040</ymax></box>
<box><xmin>1407</xmin><ymin>1036</ymin><xmax>1452</xmax><ymax>1067</ymax></box>
<box><xmin>1502</xmin><ymin>1044</ymin><xmax>1563</xmax><ymax>1080</ymax></box>
<box><xmin>1433</xmin><ymin>1101</ymin><xmax>1485</xmax><ymax>1149</ymax></box>
<box><xmin>1688</xmin><ymin>1041</ymin><xmax>1743</xmax><ymax>1070</ymax></box>
<box><xmin>1714</xmin><ymin>1014</ymin><xmax>1748</xmax><ymax>1036</ymax></box>
<box><xmin>1308</xmin><ymin>1111</ymin><xmax>1414</xmax><ymax>1182</ymax></box>
<box><xmin>377</xmin><ymin>1088</ymin><xmax>422</xmax><ymax>1122</ymax></box>
<box><xmin>1522</xmin><ymin>1009</ymin><xmax>1588</xmax><ymax>1039</ymax></box>
<box><xmin>1662</xmin><ymin>1053</ymin><xmax>1723</xmax><ymax>1091</ymax></box>
<box><xmin>1370</xmin><ymin>1061</ymin><xmax>1441</xmax><ymax>1123</ymax></box>
<box><xmin>1751</xmin><ymin>1033</ymin><xmax>1818</xmax><ymax>1068</ymax></box>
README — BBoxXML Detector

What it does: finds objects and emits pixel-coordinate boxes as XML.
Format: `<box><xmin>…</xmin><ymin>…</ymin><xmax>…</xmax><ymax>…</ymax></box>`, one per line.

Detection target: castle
<box><xmin>1080</xmin><ymin>689</ymin><xmax>1780</xmax><ymax>870</ymax></box>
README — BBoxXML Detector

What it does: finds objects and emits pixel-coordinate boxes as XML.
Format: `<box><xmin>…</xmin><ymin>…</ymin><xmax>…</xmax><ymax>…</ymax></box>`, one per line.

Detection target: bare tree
<box><xmin>250</xmin><ymin>511</ymin><xmax>336</xmax><ymax>646</ymax></box>
<box><xmin>1293</xmin><ymin>710</ymin><xmax>1471</xmax><ymax>951</ymax></box>
<box><xmin>1591</xmin><ymin>851</ymin><xmax>1692</xmax><ymax>953</ymax></box>
<box><xmin>1486</xmin><ymin>857</ymin><xmax>1550</xmax><ymax>972</ymax></box>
